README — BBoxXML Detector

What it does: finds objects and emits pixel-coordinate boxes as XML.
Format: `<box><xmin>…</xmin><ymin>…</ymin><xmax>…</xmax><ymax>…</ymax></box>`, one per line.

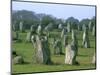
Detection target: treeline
<box><xmin>12</xmin><ymin>10</ymin><xmax>96</xmax><ymax>31</ymax></box>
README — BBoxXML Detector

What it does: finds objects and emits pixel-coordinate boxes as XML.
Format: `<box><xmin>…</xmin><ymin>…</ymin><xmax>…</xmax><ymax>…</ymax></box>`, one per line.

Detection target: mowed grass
<box><xmin>12</xmin><ymin>30</ymin><xmax>96</xmax><ymax>74</ymax></box>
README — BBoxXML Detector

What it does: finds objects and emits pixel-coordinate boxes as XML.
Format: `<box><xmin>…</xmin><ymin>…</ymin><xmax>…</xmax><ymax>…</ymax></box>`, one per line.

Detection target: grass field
<box><xmin>12</xmin><ymin>30</ymin><xmax>96</xmax><ymax>74</ymax></box>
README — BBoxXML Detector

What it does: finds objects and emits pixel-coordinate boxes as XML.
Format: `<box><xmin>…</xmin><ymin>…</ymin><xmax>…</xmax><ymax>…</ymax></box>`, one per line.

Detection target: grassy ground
<box><xmin>12</xmin><ymin>30</ymin><xmax>96</xmax><ymax>74</ymax></box>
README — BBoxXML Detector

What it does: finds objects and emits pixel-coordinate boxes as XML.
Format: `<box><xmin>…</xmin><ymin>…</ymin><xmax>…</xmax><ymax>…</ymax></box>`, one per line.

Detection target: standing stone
<box><xmin>53</xmin><ymin>39</ymin><xmax>63</xmax><ymax>55</ymax></box>
<box><xmin>71</xmin><ymin>30</ymin><xmax>78</xmax><ymax>51</ymax></box>
<box><xmin>65</xmin><ymin>43</ymin><xmax>78</xmax><ymax>65</ymax></box>
<box><xmin>61</xmin><ymin>28</ymin><xmax>68</xmax><ymax>50</ymax></box>
<box><xmin>19</xmin><ymin>21</ymin><xmax>24</xmax><ymax>32</ymax></box>
<box><xmin>13</xmin><ymin>56</ymin><xmax>24</xmax><ymax>64</ymax></box>
<box><xmin>30</xmin><ymin>25</ymin><xmax>34</xmax><ymax>32</ymax></box>
<box><xmin>89</xmin><ymin>21</ymin><xmax>92</xmax><ymax>31</ymax></box>
<box><xmin>82</xmin><ymin>24</ymin><xmax>86</xmax><ymax>31</ymax></box>
<box><xmin>67</xmin><ymin>22</ymin><xmax>71</xmax><ymax>32</ymax></box>
<box><xmin>32</xmin><ymin>35</ymin><xmax>52</xmax><ymax>64</ymax></box>
<box><xmin>26</xmin><ymin>32</ymin><xmax>32</xmax><ymax>42</ymax></box>
<box><xmin>92</xmin><ymin>53</ymin><xmax>95</xmax><ymax>64</ymax></box>
<box><xmin>82</xmin><ymin>27</ymin><xmax>90</xmax><ymax>48</ymax></box>
<box><xmin>58</xmin><ymin>24</ymin><xmax>63</xmax><ymax>30</ymax></box>
<box><xmin>65</xmin><ymin>29</ymin><xmax>78</xmax><ymax>65</ymax></box>
<box><xmin>92</xmin><ymin>25</ymin><xmax>96</xmax><ymax>36</ymax></box>
<box><xmin>37</xmin><ymin>25</ymin><xmax>42</xmax><ymax>35</ymax></box>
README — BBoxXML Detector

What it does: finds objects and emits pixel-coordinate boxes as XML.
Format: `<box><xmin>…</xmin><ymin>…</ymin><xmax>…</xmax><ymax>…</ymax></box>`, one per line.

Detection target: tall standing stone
<box><xmin>32</xmin><ymin>35</ymin><xmax>52</xmax><ymax>64</ymax></box>
<box><xmin>67</xmin><ymin>22</ymin><xmax>71</xmax><ymax>32</ymax></box>
<box><xmin>92</xmin><ymin>25</ymin><xmax>96</xmax><ymax>36</ymax></box>
<box><xmin>19</xmin><ymin>21</ymin><xmax>24</xmax><ymax>32</ymax></box>
<box><xmin>61</xmin><ymin>28</ymin><xmax>68</xmax><ymax>50</ymax></box>
<box><xmin>89</xmin><ymin>21</ymin><xmax>92</xmax><ymax>31</ymax></box>
<box><xmin>65</xmin><ymin>29</ymin><xmax>78</xmax><ymax>65</ymax></box>
<box><xmin>82</xmin><ymin>26</ymin><xmax>90</xmax><ymax>48</ymax></box>
<box><xmin>71</xmin><ymin>30</ymin><xmax>78</xmax><ymax>51</ymax></box>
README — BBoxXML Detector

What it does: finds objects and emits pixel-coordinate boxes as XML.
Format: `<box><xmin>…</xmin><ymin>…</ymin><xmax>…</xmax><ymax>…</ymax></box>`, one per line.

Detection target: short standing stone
<box><xmin>13</xmin><ymin>56</ymin><xmax>24</xmax><ymax>64</ymax></box>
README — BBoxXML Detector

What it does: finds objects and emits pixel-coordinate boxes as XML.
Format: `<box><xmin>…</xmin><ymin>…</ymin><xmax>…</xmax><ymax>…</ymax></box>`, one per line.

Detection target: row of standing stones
<box><xmin>12</xmin><ymin>22</ymin><xmax>96</xmax><ymax>65</ymax></box>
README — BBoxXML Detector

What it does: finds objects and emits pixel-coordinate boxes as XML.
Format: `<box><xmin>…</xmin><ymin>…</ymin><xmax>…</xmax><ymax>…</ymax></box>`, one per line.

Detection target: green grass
<box><xmin>12</xmin><ymin>30</ymin><xmax>96</xmax><ymax>74</ymax></box>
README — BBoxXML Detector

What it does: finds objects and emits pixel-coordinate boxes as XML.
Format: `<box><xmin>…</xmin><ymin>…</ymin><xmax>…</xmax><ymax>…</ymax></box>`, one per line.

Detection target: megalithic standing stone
<box><xmin>65</xmin><ymin>43</ymin><xmax>78</xmax><ymax>65</ymax></box>
<box><xmin>92</xmin><ymin>25</ymin><xmax>96</xmax><ymax>36</ymax></box>
<box><xmin>89</xmin><ymin>21</ymin><xmax>92</xmax><ymax>31</ymax></box>
<box><xmin>26</xmin><ymin>32</ymin><xmax>32</xmax><ymax>42</ymax></box>
<box><xmin>19</xmin><ymin>21</ymin><xmax>24</xmax><ymax>32</ymax></box>
<box><xmin>67</xmin><ymin>22</ymin><xmax>71</xmax><ymax>32</ymax></box>
<box><xmin>37</xmin><ymin>25</ymin><xmax>42</xmax><ymax>35</ymax></box>
<box><xmin>32</xmin><ymin>35</ymin><xmax>52</xmax><ymax>64</ymax></box>
<box><xmin>71</xmin><ymin>29</ymin><xmax>78</xmax><ymax>51</ymax></box>
<box><xmin>61</xmin><ymin>28</ymin><xmax>68</xmax><ymax>50</ymax></box>
<box><xmin>30</xmin><ymin>25</ymin><xmax>34</xmax><ymax>32</ymax></box>
<box><xmin>65</xmin><ymin>29</ymin><xmax>78</xmax><ymax>65</ymax></box>
<box><xmin>82</xmin><ymin>25</ymin><xmax>90</xmax><ymax>48</ymax></box>
<box><xmin>58</xmin><ymin>24</ymin><xmax>63</xmax><ymax>30</ymax></box>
